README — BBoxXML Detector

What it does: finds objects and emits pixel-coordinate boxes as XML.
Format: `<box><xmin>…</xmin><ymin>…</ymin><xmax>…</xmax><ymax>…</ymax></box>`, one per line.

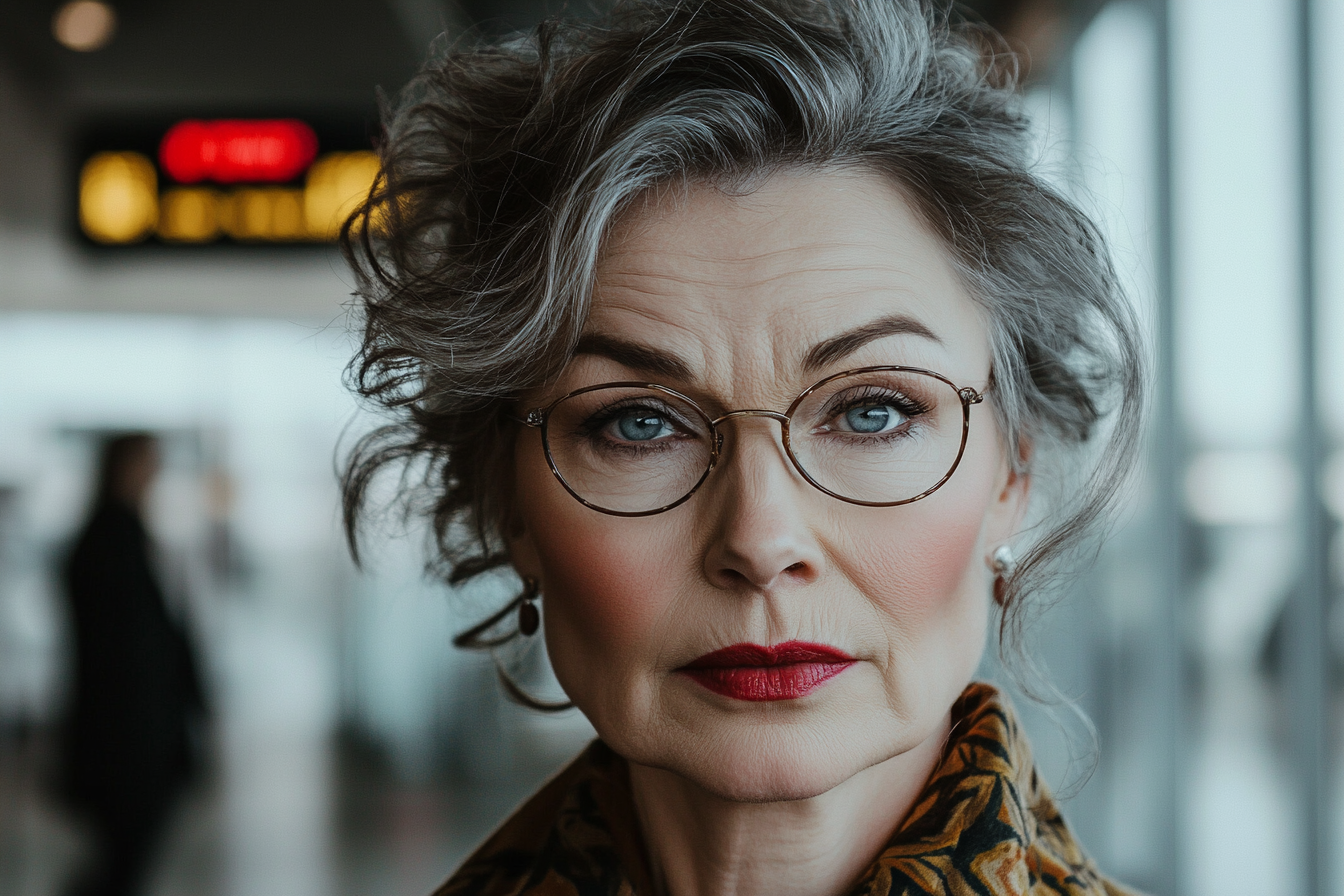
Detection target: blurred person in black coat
<box><xmin>60</xmin><ymin>433</ymin><xmax>206</xmax><ymax>896</ymax></box>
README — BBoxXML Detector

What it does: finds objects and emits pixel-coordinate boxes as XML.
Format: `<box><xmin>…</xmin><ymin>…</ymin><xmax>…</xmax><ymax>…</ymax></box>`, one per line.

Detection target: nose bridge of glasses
<box><xmin>710</xmin><ymin>408</ymin><xmax>791</xmax><ymax>428</ymax></box>
<box><xmin>707</xmin><ymin>409</ymin><xmax>795</xmax><ymax>471</ymax></box>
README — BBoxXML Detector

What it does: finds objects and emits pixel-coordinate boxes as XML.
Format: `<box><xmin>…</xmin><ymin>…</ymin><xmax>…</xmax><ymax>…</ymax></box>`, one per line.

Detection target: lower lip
<box><xmin>679</xmin><ymin>642</ymin><xmax>855</xmax><ymax>701</ymax></box>
<box><xmin>681</xmin><ymin>663</ymin><xmax>853</xmax><ymax>700</ymax></box>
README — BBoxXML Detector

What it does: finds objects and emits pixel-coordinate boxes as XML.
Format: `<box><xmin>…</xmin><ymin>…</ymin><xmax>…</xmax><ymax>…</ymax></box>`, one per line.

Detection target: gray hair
<box><xmin>342</xmin><ymin>0</ymin><xmax>1146</xmax><ymax>663</ymax></box>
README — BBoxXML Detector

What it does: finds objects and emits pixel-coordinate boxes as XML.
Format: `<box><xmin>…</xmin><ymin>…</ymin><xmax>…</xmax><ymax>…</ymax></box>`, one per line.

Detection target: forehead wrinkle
<box><xmin>585</xmin><ymin>298</ymin><xmax>724</xmax><ymax>380</ymax></box>
<box><xmin>595</xmin><ymin>268</ymin><xmax>721</xmax><ymax>297</ymax></box>
<box><xmin>587</xmin><ymin>302</ymin><xmax>790</xmax><ymax>407</ymax></box>
<box><xmin>608</xmin><ymin>236</ymin><xmax>879</xmax><ymax>263</ymax></box>
<box><xmin>592</xmin><ymin>281</ymin><xmax>955</xmax><ymax>397</ymax></box>
<box><xmin>603</xmin><ymin>240</ymin><xmax>929</xmax><ymax>278</ymax></box>
<box><xmin>599</xmin><ymin>257</ymin><xmax>946</xmax><ymax>312</ymax></box>
<box><xmin>591</xmin><ymin>297</ymin><xmax>716</xmax><ymax>344</ymax></box>
<box><xmin>589</xmin><ymin>169</ymin><xmax>988</xmax><ymax>400</ymax></box>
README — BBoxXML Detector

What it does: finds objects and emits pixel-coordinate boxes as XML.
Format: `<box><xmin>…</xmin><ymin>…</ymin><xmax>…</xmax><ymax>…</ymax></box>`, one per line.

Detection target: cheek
<box><xmin>837</xmin><ymin>451</ymin><xmax>999</xmax><ymax>671</ymax></box>
<box><xmin>514</xmin><ymin>448</ymin><xmax>685</xmax><ymax>691</ymax></box>
<box><xmin>536</xmin><ymin>522</ymin><xmax>672</xmax><ymax>650</ymax></box>
<box><xmin>849</xmin><ymin>486</ymin><xmax>990</xmax><ymax>607</ymax></box>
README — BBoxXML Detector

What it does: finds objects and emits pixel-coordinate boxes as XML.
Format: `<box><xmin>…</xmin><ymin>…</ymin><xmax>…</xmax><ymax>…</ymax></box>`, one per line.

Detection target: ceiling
<box><xmin>0</xmin><ymin>0</ymin><xmax>1101</xmax><ymax>315</ymax></box>
<box><xmin>0</xmin><ymin>0</ymin><xmax>1094</xmax><ymax>118</ymax></box>
<box><xmin>1</xmin><ymin>0</ymin><xmax>425</xmax><ymax>115</ymax></box>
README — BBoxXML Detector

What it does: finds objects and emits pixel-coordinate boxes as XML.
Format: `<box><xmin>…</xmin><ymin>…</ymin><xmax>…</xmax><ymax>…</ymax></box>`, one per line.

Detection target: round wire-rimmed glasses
<box><xmin>518</xmin><ymin>365</ymin><xmax>987</xmax><ymax>517</ymax></box>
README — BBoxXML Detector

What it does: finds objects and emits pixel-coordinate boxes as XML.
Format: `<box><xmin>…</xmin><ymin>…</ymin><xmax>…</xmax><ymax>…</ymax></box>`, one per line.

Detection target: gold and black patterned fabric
<box><xmin>434</xmin><ymin>683</ymin><xmax>1139</xmax><ymax>896</ymax></box>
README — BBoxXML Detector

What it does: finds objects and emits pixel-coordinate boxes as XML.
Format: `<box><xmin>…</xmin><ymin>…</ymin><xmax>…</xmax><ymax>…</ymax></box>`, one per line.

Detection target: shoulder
<box><xmin>68</xmin><ymin>504</ymin><xmax>143</xmax><ymax>559</ymax></box>
<box><xmin>864</xmin><ymin>682</ymin><xmax>1144</xmax><ymax>896</ymax></box>
<box><xmin>431</xmin><ymin>740</ymin><xmax>646</xmax><ymax>896</ymax></box>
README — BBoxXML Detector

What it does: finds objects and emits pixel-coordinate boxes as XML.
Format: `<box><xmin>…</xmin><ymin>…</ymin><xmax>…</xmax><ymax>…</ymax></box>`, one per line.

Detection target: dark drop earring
<box><xmin>518</xmin><ymin>576</ymin><xmax>540</xmax><ymax>636</ymax></box>
<box><xmin>450</xmin><ymin>576</ymin><xmax>570</xmax><ymax>712</ymax></box>
<box><xmin>453</xmin><ymin>576</ymin><xmax>541</xmax><ymax>649</ymax></box>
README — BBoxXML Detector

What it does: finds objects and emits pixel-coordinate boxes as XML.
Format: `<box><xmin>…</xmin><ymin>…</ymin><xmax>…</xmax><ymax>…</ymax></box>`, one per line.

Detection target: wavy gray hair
<box><xmin>342</xmin><ymin>0</ymin><xmax>1145</xmax><ymax>660</ymax></box>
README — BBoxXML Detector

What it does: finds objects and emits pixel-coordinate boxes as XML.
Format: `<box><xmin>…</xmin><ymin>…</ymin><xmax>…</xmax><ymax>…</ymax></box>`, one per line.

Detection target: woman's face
<box><xmin>510</xmin><ymin>168</ymin><xmax>1027</xmax><ymax>801</ymax></box>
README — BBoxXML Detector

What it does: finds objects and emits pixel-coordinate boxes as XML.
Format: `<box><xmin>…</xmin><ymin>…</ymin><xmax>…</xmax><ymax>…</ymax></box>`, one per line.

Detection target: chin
<box><xmin>631</xmin><ymin>717</ymin><xmax>899</xmax><ymax>804</ymax></box>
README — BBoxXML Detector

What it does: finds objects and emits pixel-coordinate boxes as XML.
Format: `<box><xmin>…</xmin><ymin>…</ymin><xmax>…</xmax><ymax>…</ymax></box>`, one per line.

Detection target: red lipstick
<box><xmin>679</xmin><ymin>641</ymin><xmax>855</xmax><ymax>701</ymax></box>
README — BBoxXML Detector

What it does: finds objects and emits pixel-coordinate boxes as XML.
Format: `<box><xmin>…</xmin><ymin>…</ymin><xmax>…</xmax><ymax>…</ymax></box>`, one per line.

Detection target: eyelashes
<box><xmin>819</xmin><ymin>386</ymin><xmax>929</xmax><ymax>422</ymax></box>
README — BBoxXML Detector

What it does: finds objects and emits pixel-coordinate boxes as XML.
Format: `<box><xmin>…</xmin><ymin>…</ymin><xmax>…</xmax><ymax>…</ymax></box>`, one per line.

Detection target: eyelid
<box><xmin>584</xmin><ymin>395</ymin><xmax>703</xmax><ymax>436</ymax></box>
<box><xmin>820</xmin><ymin>387</ymin><xmax>925</xmax><ymax>418</ymax></box>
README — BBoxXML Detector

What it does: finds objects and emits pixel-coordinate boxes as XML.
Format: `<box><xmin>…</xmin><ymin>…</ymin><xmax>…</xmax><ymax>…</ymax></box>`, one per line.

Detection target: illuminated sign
<box><xmin>80</xmin><ymin>152</ymin><xmax>158</xmax><ymax>243</ymax></box>
<box><xmin>159</xmin><ymin>120</ymin><xmax>319</xmax><ymax>184</ymax></box>
<box><xmin>76</xmin><ymin>116</ymin><xmax>378</xmax><ymax>247</ymax></box>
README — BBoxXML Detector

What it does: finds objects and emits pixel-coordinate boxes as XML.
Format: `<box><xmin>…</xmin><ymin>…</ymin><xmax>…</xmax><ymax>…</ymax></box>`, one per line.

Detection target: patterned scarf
<box><xmin>435</xmin><ymin>682</ymin><xmax>1138</xmax><ymax>896</ymax></box>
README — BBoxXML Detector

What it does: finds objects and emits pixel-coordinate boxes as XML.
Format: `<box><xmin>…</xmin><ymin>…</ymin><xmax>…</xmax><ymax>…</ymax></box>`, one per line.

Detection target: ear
<box><xmin>503</xmin><ymin>502</ymin><xmax>545</xmax><ymax>585</ymax></box>
<box><xmin>500</xmin><ymin>422</ymin><xmax>547</xmax><ymax>585</ymax></box>
<box><xmin>983</xmin><ymin>435</ymin><xmax>1032</xmax><ymax>548</ymax></box>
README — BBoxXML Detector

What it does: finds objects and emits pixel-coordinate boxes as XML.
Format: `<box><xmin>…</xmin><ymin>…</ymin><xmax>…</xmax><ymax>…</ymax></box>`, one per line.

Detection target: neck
<box><xmin>628</xmin><ymin>712</ymin><xmax>950</xmax><ymax>896</ymax></box>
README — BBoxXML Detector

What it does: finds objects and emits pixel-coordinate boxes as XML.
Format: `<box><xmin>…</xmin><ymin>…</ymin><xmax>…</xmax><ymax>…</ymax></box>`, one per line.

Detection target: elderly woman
<box><xmin>341</xmin><ymin>0</ymin><xmax>1144</xmax><ymax>894</ymax></box>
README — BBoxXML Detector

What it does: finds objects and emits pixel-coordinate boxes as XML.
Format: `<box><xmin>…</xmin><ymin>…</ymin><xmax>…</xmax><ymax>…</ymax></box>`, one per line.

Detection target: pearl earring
<box><xmin>988</xmin><ymin>545</ymin><xmax>1016</xmax><ymax>606</ymax></box>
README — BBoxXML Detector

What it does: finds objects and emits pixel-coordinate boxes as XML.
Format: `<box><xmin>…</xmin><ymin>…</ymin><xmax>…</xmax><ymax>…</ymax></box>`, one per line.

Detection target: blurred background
<box><xmin>0</xmin><ymin>0</ymin><xmax>1339</xmax><ymax>894</ymax></box>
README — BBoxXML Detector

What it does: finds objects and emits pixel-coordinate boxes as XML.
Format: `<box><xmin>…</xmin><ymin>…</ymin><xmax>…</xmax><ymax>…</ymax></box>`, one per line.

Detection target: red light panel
<box><xmin>159</xmin><ymin>119</ymin><xmax>319</xmax><ymax>184</ymax></box>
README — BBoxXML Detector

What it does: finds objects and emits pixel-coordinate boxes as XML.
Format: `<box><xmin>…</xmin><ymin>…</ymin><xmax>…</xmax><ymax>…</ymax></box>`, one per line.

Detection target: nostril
<box><xmin>715</xmin><ymin>567</ymin><xmax>753</xmax><ymax>588</ymax></box>
<box><xmin>786</xmin><ymin>562</ymin><xmax>806</xmax><ymax>573</ymax></box>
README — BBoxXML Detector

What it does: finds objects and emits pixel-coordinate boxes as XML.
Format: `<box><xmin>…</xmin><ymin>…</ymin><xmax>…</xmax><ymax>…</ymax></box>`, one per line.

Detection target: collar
<box><xmin>435</xmin><ymin>682</ymin><xmax>1136</xmax><ymax>896</ymax></box>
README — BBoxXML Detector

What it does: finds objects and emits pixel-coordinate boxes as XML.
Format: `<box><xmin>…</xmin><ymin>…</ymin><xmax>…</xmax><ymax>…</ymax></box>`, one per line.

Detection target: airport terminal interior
<box><xmin>1</xmin><ymin>1</ymin><xmax>1343</xmax><ymax>894</ymax></box>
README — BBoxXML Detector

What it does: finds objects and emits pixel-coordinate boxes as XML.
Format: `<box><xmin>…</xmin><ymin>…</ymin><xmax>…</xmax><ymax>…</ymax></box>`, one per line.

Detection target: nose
<box><xmin>701</xmin><ymin>415</ymin><xmax>825</xmax><ymax>592</ymax></box>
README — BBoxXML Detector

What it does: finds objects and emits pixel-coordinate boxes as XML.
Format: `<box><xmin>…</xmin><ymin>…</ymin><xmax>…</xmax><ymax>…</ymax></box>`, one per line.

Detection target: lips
<box><xmin>679</xmin><ymin>640</ymin><xmax>856</xmax><ymax>701</ymax></box>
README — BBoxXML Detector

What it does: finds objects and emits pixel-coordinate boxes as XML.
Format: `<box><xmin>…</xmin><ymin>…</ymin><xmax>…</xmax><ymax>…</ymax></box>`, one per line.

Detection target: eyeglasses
<box><xmin>518</xmin><ymin>365</ymin><xmax>986</xmax><ymax>517</ymax></box>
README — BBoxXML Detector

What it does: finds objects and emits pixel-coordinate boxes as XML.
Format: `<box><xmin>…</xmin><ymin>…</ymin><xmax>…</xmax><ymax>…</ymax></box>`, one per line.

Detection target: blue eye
<box><xmin>615</xmin><ymin>412</ymin><xmax>674</xmax><ymax>442</ymax></box>
<box><xmin>840</xmin><ymin>404</ymin><xmax>905</xmax><ymax>434</ymax></box>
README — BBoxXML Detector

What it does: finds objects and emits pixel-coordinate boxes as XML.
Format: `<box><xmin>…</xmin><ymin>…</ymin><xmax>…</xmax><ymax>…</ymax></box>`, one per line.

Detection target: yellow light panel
<box><xmin>271</xmin><ymin>190</ymin><xmax>306</xmax><ymax>239</ymax></box>
<box><xmin>304</xmin><ymin>152</ymin><xmax>380</xmax><ymax>240</ymax></box>
<box><xmin>80</xmin><ymin>152</ymin><xmax>158</xmax><ymax>244</ymax></box>
<box><xmin>80</xmin><ymin>146</ymin><xmax>380</xmax><ymax>245</ymax></box>
<box><xmin>158</xmin><ymin>187</ymin><xmax>219</xmax><ymax>242</ymax></box>
<box><xmin>220</xmin><ymin>188</ymin><xmax>307</xmax><ymax>241</ymax></box>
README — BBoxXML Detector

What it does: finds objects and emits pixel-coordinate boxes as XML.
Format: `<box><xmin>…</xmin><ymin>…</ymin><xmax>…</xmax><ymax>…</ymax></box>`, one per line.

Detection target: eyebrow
<box><xmin>573</xmin><ymin>313</ymin><xmax>942</xmax><ymax>382</ymax></box>
<box><xmin>802</xmin><ymin>314</ymin><xmax>942</xmax><ymax>373</ymax></box>
<box><xmin>573</xmin><ymin>333</ymin><xmax>697</xmax><ymax>381</ymax></box>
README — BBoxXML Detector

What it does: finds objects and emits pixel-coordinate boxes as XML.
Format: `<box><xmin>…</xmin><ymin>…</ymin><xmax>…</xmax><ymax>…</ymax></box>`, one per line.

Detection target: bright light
<box><xmin>52</xmin><ymin>1</ymin><xmax>116</xmax><ymax>52</ymax></box>
<box><xmin>80</xmin><ymin>152</ymin><xmax>157</xmax><ymax>244</ymax></box>
<box><xmin>304</xmin><ymin>152</ymin><xmax>380</xmax><ymax>239</ymax></box>
<box><xmin>158</xmin><ymin>188</ymin><xmax>219</xmax><ymax>243</ymax></box>
<box><xmin>219</xmin><ymin>188</ymin><xmax>307</xmax><ymax>241</ymax></box>
<box><xmin>78</xmin><ymin>140</ymin><xmax>377</xmax><ymax>244</ymax></box>
<box><xmin>160</xmin><ymin>120</ymin><xmax>319</xmax><ymax>184</ymax></box>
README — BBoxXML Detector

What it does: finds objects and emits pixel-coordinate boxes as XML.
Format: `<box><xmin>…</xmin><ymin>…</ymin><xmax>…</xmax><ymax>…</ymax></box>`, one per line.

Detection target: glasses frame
<box><xmin>518</xmin><ymin>365</ymin><xmax>986</xmax><ymax>517</ymax></box>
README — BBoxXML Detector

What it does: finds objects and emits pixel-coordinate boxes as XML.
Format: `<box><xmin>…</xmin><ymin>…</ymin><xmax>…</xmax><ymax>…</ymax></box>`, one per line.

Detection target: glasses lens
<box><xmin>788</xmin><ymin>369</ymin><xmax>967</xmax><ymax>504</ymax></box>
<box><xmin>543</xmin><ymin>386</ymin><xmax>714</xmax><ymax>514</ymax></box>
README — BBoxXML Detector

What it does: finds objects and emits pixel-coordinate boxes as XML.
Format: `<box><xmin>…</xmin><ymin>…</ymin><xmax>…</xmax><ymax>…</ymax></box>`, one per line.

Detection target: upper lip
<box><xmin>681</xmin><ymin>640</ymin><xmax>856</xmax><ymax>669</ymax></box>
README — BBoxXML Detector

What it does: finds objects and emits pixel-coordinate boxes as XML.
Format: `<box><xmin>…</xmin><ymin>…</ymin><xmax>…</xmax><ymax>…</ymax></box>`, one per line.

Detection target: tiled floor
<box><xmin>0</xmin><ymin>723</ymin><xmax>578</xmax><ymax>896</ymax></box>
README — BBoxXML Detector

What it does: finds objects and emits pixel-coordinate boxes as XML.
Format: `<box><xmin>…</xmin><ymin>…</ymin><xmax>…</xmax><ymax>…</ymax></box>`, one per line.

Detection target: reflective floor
<box><xmin>0</xmin><ymin>720</ymin><xmax>583</xmax><ymax>896</ymax></box>
<box><xmin>3</xmin><ymin>672</ymin><xmax>1340</xmax><ymax>896</ymax></box>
